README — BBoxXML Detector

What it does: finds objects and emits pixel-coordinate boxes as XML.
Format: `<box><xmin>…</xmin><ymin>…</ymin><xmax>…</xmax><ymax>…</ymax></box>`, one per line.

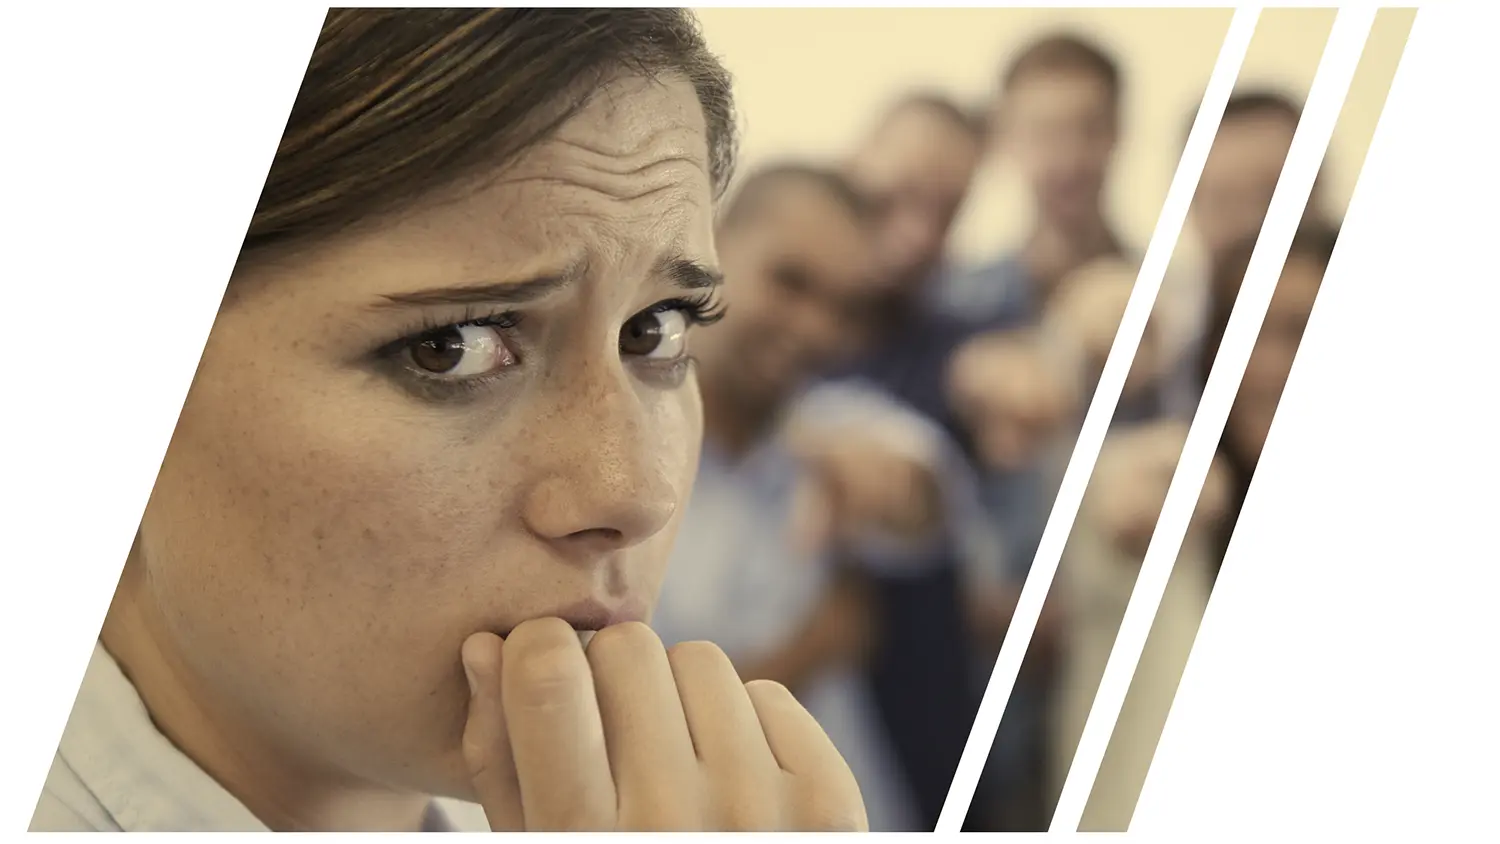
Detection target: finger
<box><xmin>460</xmin><ymin>632</ymin><xmax>524</xmax><ymax>831</ymax></box>
<box><xmin>668</xmin><ymin>642</ymin><xmax>784</xmax><ymax>830</ymax></box>
<box><xmin>745</xmin><ymin>680</ymin><xmax>867</xmax><ymax>832</ymax></box>
<box><xmin>501</xmin><ymin>617</ymin><xmax>616</xmax><ymax>830</ymax></box>
<box><xmin>586</xmin><ymin>622</ymin><xmax>702</xmax><ymax>830</ymax></box>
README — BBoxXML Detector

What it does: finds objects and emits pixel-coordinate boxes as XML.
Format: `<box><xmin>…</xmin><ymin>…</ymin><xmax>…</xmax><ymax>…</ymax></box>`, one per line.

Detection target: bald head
<box><xmin>697</xmin><ymin>164</ymin><xmax>885</xmax><ymax>412</ymax></box>
<box><xmin>845</xmin><ymin>94</ymin><xmax>984</xmax><ymax>291</ymax></box>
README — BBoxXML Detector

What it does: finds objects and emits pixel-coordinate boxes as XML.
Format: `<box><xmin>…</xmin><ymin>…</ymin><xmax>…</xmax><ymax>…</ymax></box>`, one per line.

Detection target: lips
<box><xmin>553</xmin><ymin>598</ymin><xmax>648</xmax><ymax>632</ymax></box>
<box><xmin>496</xmin><ymin>598</ymin><xmax>649</xmax><ymax>642</ymax></box>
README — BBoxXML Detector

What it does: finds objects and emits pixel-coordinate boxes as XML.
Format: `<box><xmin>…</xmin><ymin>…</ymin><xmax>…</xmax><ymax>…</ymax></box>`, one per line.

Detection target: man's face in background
<box><xmin>845</xmin><ymin>103</ymin><xmax>982</xmax><ymax>294</ymax></box>
<box><xmin>1192</xmin><ymin>110</ymin><xmax>1299</xmax><ymax>259</ymax></box>
<box><xmin>998</xmin><ymin>66</ymin><xmax>1119</xmax><ymax>228</ymax></box>
<box><xmin>694</xmin><ymin>179</ymin><xmax>886</xmax><ymax>414</ymax></box>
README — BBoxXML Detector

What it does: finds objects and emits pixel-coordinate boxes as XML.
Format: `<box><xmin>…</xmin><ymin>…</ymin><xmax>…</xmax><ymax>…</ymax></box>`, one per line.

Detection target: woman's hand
<box><xmin>460</xmin><ymin>620</ymin><xmax>869</xmax><ymax>831</ymax></box>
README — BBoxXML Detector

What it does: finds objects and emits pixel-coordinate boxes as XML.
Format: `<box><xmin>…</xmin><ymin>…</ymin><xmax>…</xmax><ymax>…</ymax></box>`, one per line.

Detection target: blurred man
<box><xmin>653</xmin><ymin>163</ymin><xmax>957</xmax><ymax>831</ymax></box>
<box><xmin>1194</xmin><ymin>91</ymin><xmax>1318</xmax><ymax>261</ymax></box>
<box><xmin>846</xmin><ymin>93</ymin><xmax>986</xmax><ymax>306</ymax></box>
<box><xmin>937</xmin><ymin>33</ymin><xmax>1132</xmax><ymax>831</ymax></box>
<box><xmin>1157</xmin><ymin>90</ymin><xmax>1325</xmax><ymax>419</ymax></box>
<box><xmin>943</xmin><ymin>33</ymin><xmax>1127</xmax><ymax>326</ymax></box>
<box><xmin>839</xmin><ymin>92</ymin><xmax>988</xmax><ymax>433</ymax></box>
<box><xmin>830</xmin><ymin>93</ymin><xmax>1001</xmax><ymax>830</ymax></box>
<box><xmin>940</xmin><ymin>33</ymin><xmax>1135</xmax><ymax>589</ymax></box>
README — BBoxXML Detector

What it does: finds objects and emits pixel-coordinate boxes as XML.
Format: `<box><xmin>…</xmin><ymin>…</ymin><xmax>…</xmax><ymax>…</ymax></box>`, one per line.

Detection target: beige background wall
<box><xmin>695</xmin><ymin>8</ymin><xmax>1414</xmax><ymax>265</ymax></box>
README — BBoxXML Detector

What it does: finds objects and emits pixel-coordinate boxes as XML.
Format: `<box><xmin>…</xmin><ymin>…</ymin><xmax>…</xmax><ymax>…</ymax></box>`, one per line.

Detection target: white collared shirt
<box><xmin>30</xmin><ymin>642</ymin><xmax>486</xmax><ymax>832</ymax></box>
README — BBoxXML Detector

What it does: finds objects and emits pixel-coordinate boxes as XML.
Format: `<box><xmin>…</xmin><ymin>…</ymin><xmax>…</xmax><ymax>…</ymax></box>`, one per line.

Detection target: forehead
<box><xmin>482</xmin><ymin>73</ymin><xmax>713</xmax><ymax>225</ymax></box>
<box><xmin>852</xmin><ymin>109</ymin><xmax>978</xmax><ymax>191</ymax></box>
<box><xmin>513</xmin><ymin>74</ymin><xmax>710</xmax><ymax>180</ymax></box>
<box><xmin>743</xmin><ymin>181</ymin><xmax>868</xmax><ymax>256</ymax></box>
<box><xmin>237</xmin><ymin>75</ymin><xmax>716</xmax><ymax>304</ymax></box>
<box><xmin>1005</xmin><ymin>69</ymin><xmax>1114</xmax><ymax>119</ymax></box>
<box><xmin>1204</xmin><ymin>113</ymin><xmax>1296</xmax><ymax>179</ymax></box>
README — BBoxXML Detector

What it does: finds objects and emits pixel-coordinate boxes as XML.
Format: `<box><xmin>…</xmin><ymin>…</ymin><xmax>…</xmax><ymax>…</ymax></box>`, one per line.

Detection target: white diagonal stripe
<box><xmin>934</xmin><ymin>7</ymin><xmax>1263</xmax><ymax>832</ymax></box>
<box><xmin>1049</xmin><ymin>6</ymin><xmax>1378</xmax><ymax>833</ymax></box>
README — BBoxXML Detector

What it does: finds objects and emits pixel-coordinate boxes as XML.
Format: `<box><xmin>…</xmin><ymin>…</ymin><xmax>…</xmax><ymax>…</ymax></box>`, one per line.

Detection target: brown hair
<box><xmin>1185</xmin><ymin>88</ymin><xmax>1303</xmax><ymax>142</ymax></box>
<box><xmin>1222</xmin><ymin>89</ymin><xmax>1303</xmax><ymax>126</ymax></box>
<box><xmin>241</xmin><ymin>9</ymin><xmax>737</xmax><ymax>259</ymax></box>
<box><xmin>1001</xmin><ymin>32</ymin><xmax>1122</xmax><ymax>103</ymax></box>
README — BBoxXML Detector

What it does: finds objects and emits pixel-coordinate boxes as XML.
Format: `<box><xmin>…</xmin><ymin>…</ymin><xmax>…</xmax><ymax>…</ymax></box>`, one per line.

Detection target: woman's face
<box><xmin>132</xmin><ymin>75</ymin><xmax>718</xmax><ymax>796</ymax></box>
<box><xmin>1226</xmin><ymin>254</ymin><xmax>1324</xmax><ymax>466</ymax></box>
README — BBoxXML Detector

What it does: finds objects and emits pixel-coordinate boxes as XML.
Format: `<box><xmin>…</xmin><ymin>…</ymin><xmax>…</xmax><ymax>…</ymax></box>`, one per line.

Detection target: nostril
<box><xmin>564</xmin><ymin>526</ymin><xmax>625</xmax><ymax>546</ymax></box>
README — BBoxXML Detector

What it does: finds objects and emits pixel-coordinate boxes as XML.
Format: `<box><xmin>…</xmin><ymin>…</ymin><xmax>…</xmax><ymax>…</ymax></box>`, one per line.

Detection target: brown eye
<box><xmin>405</xmin><ymin>324</ymin><xmax>515</xmax><ymax>378</ymax></box>
<box><xmin>620</xmin><ymin>309</ymin><xmax>689</xmax><ymax>359</ymax></box>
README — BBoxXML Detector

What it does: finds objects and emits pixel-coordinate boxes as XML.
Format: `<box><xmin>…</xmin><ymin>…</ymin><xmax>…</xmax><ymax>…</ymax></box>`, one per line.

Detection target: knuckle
<box><xmin>508</xmin><ymin>642</ymin><xmax>585</xmax><ymax>707</ymax></box>
<box><xmin>796</xmin><ymin>799</ymin><xmax>868</xmax><ymax>833</ymax></box>
<box><xmin>618</xmin><ymin>782</ymin><xmax>706</xmax><ymax>831</ymax></box>
<box><xmin>706</xmin><ymin>769</ymin><xmax>784</xmax><ymax>831</ymax></box>
<box><xmin>459</xmin><ymin>730</ymin><xmax>491</xmax><ymax>771</ymax></box>
<box><xmin>717</xmin><ymin>800</ymin><xmax>782</xmax><ymax>832</ymax></box>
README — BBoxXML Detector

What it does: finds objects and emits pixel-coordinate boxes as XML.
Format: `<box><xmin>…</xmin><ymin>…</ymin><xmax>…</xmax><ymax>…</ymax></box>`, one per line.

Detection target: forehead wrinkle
<box><xmin>557</xmin><ymin>199</ymin><xmax>711</xmax><ymax>273</ymax></box>
<box><xmin>499</xmin><ymin>171</ymin><xmax>699</xmax><ymax>205</ymax></box>
<box><xmin>550</xmin><ymin>124</ymin><xmax>706</xmax><ymax>175</ymax></box>
<box><xmin>501</xmin><ymin>144</ymin><xmax>710</xmax><ymax>205</ymax></box>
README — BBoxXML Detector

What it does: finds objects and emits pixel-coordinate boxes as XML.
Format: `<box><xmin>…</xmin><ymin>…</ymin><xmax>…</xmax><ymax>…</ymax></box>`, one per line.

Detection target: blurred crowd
<box><xmin>650</xmin><ymin>31</ymin><xmax>1339</xmax><ymax>832</ymax></box>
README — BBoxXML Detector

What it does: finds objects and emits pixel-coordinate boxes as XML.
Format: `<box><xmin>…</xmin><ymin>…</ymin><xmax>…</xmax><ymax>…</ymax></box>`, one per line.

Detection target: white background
<box><xmin>1135</xmin><ymin>3</ymin><xmax>1500</xmax><ymax>833</ymax></box>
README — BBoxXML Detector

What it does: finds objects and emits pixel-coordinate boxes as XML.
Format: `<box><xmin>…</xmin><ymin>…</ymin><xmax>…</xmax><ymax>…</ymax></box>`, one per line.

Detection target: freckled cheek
<box><xmin>636</xmin><ymin>385</ymin><xmax>704</xmax><ymax>596</ymax></box>
<box><xmin>657</xmin><ymin>377</ymin><xmax>704</xmax><ymax>485</ymax></box>
<box><xmin>231</xmin><ymin>432</ymin><xmax>527</xmax><ymax>603</ymax></box>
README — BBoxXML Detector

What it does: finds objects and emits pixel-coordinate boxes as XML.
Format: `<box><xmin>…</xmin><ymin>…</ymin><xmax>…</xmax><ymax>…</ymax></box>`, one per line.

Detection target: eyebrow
<box><xmin>373</xmin><ymin>253</ymin><xmax>722</xmax><ymax>309</ymax></box>
<box><xmin>656</xmin><ymin>254</ymin><xmax>724</xmax><ymax>292</ymax></box>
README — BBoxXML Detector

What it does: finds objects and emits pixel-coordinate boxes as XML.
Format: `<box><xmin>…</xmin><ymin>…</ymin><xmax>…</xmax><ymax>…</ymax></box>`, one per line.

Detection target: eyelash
<box><xmin>645</xmin><ymin>293</ymin><xmax>728</xmax><ymax>327</ymax></box>
<box><xmin>375</xmin><ymin>292</ymin><xmax>727</xmax><ymax>399</ymax></box>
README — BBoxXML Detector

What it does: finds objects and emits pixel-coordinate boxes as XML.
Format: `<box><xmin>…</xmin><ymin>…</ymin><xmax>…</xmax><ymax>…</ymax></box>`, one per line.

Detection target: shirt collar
<box><xmin>57</xmin><ymin>642</ymin><xmax>460</xmax><ymax>832</ymax></box>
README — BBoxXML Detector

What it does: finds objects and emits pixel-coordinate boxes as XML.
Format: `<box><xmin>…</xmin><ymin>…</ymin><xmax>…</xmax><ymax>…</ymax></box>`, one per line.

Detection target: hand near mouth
<box><xmin>459</xmin><ymin>618</ymin><xmax>869</xmax><ymax>831</ymax></box>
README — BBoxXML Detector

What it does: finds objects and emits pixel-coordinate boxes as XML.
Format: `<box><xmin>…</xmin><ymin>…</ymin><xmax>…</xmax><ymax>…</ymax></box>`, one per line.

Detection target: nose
<box><xmin>519</xmin><ymin>362</ymin><xmax>681</xmax><ymax>561</ymax></box>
